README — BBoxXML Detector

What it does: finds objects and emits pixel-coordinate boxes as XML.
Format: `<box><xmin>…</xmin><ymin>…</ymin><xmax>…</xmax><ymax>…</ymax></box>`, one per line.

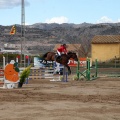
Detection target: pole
<box><xmin>95</xmin><ymin>59</ymin><xmax>98</xmax><ymax>78</ymax></box>
<box><xmin>3</xmin><ymin>56</ymin><xmax>5</xmax><ymax>70</ymax></box>
<box><xmin>86</xmin><ymin>59</ymin><xmax>90</xmax><ymax>80</ymax></box>
<box><xmin>119</xmin><ymin>42</ymin><xmax>120</xmax><ymax>67</ymax></box>
<box><xmin>21</xmin><ymin>0</ymin><xmax>25</xmax><ymax>67</ymax></box>
<box><xmin>77</xmin><ymin>60</ymin><xmax>80</xmax><ymax>79</ymax></box>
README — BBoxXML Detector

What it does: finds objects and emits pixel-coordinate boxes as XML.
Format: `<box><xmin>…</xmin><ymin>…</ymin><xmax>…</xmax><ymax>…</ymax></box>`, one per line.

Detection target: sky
<box><xmin>0</xmin><ymin>0</ymin><xmax>120</xmax><ymax>26</ymax></box>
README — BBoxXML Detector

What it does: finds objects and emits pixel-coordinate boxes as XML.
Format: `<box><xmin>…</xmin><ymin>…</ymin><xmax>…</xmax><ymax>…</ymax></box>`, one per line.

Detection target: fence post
<box><xmin>86</xmin><ymin>59</ymin><xmax>90</xmax><ymax>80</ymax></box>
<box><xmin>77</xmin><ymin>60</ymin><xmax>80</xmax><ymax>79</ymax></box>
<box><xmin>95</xmin><ymin>59</ymin><xmax>98</xmax><ymax>78</ymax></box>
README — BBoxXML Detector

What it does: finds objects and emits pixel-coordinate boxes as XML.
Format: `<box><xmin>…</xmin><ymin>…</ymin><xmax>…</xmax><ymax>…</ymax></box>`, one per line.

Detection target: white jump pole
<box><xmin>3</xmin><ymin>56</ymin><xmax>5</xmax><ymax>69</ymax></box>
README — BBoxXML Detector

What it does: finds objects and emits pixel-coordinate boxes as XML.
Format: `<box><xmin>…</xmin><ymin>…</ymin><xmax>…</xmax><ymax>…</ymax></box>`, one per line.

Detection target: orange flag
<box><xmin>10</xmin><ymin>25</ymin><xmax>16</xmax><ymax>35</ymax></box>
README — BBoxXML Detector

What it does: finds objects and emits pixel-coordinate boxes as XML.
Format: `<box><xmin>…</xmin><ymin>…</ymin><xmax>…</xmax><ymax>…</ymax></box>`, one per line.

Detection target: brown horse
<box><xmin>41</xmin><ymin>51</ymin><xmax>78</xmax><ymax>74</ymax></box>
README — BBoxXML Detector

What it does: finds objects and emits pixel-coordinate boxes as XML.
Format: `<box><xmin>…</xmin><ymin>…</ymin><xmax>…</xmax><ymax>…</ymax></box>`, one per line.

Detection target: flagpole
<box><xmin>21</xmin><ymin>0</ymin><xmax>25</xmax><ymax>67</ymax></box>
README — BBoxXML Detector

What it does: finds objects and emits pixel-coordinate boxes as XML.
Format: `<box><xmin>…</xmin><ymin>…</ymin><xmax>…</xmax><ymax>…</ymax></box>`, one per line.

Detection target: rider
<box><xmin>57</xmin><ymin>44</ymin><xmax>68</xmax><ymax>59</ymax></box>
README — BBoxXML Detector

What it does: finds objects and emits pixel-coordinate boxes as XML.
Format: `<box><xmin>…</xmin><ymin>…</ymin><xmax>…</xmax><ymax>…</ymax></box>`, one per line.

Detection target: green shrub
<box><xmin>20</xmin><ymin>65</ymin><xmax>31</xmax><ymax>83</ymax></box>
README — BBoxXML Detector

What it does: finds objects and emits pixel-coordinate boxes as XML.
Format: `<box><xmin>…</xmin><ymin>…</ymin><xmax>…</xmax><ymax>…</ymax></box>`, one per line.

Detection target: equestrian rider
<box><xmin>57</xmin><ymin>44</ymin><xmax>68</xmax><ymax>58</ymax></box>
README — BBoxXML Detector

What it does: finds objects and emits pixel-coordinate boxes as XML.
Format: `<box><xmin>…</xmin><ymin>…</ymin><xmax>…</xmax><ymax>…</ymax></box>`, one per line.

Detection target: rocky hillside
<box><xmin>0</xmin><ymin>22</ymin><xmax>120</xmax><ymax>55</ymax></box>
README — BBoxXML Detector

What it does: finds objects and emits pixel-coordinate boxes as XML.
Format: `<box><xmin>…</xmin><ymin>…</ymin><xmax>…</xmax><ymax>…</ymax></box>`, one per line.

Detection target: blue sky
<box><xmin>0</xmin><ymin>0</ymin><xmax>120</xmax><ymax>25</ymax></box>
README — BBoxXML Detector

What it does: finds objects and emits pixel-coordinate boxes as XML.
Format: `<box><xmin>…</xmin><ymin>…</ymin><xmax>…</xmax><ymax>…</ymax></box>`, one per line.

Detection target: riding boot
<box><xmin>57</xmin><ymin>56</ymin><xmax>61</xmax><ymax>59</ymax></box>
<box><xmin>59</xmin><ymin>57</ymin><xmax>62</xmax><ymax>61</ymax></box>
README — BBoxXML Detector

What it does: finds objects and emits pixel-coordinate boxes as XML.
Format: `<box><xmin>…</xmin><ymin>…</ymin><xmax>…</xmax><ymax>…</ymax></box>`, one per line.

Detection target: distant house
<box><xmin>91</xmin><ymin>35</ymin><xmax>120</xmax><ymax>62</ymax></box>
<box><xmin>0</xmin><ymin>48</ymin><xmax>21</xmax><ymax>54</ymax></box>
<box><xmin>53</xmin><ymin>44</ymin><xmax>86</xmax><ymax>57</ymax></box>
<box><xmin>4</xmin><ymin>43</ymin><xmax>20</xmax><ymax>50</ymax></box>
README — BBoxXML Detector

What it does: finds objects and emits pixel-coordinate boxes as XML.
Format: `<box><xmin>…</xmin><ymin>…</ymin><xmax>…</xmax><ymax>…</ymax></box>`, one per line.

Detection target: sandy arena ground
<box><xmin>0</xmin><ymin>76</ymin><xmax>120</xmax><ymax>120</ymax></box>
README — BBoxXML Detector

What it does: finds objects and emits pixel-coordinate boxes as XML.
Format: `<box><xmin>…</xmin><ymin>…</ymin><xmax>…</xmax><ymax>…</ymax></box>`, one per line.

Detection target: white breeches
<box><xmin>57</xmin><ymin>50</ymin><xmax>61</xmax><ymax>56</ymax></box>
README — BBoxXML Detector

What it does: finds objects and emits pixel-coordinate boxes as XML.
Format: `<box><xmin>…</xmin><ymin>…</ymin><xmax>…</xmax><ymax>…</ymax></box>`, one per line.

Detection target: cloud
<box><xmin>96</xmin><ymin>16</ymin><xmax>120</xmax><ymax>23</ymax></box>
<box><xmin>96</xmin><ymin>16</ymin><xmax>113</xmax><ymax>23</ymax></box>
<box><xmin>45</xmin><ymin>16</ymin><xmax>69</xmax><ymax>24</ymax></box>
<box><xmin>117</xmin><ymin>19</ymin><xmax>120</xmax><ymax>22</ymax></box>
<box><xmin>0</xmin><ymin>0</ymin><xmax>30</xmax><ymax>9</ymax></box>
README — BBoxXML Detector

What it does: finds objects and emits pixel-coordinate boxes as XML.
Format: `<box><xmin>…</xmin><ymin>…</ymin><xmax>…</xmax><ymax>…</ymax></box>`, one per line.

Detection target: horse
<box><xmin>41</xmin><ymin>51</ymin><xmax>78</xmax><ymax>75</ymax></box>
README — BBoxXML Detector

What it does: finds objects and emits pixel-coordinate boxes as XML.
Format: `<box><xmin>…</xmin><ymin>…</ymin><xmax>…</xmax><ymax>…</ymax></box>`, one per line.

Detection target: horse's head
<box><xmin>67</xmin><ymin>52</ymin><xmax>78</xmax><ymax>61</ymax></box>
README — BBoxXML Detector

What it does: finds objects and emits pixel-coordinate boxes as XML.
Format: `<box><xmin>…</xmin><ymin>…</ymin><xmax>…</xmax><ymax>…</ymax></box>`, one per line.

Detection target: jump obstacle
<box><xmin>29</xmin><ymin>62</ymin><xmax>68</xmax><ymax>82</ymax></box>
<box><xmin>77</xmin><ymin>59</ymin><xmax>98</xmax><ymax>80</ymax></box>
<box><xmin>0</xmin><ymin>57</ymin><xmax>19</xmax><ymax>89</ymax></box>
<box><xmin>0</xmin><ymin>57</ymin><xmax>68</xmax><ymax>89</ymax></box>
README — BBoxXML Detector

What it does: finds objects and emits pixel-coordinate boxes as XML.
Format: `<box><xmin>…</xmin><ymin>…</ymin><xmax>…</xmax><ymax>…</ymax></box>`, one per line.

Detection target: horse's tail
<box><xmin>40</xmin><ymin>52</ymin><xmax>49</xmax><ymax>63</ymax></box>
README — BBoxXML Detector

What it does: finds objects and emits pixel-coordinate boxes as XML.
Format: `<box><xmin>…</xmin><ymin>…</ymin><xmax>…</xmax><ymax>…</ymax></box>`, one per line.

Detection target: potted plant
<box><xmin>18</xmin><ymin>65</ymin><xmax>31</xmax><ymax>88</ymax></box>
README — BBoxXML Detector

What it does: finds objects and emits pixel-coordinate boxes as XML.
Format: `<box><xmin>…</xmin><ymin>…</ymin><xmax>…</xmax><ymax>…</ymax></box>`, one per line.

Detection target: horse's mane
<box><xmin>67</xmin><ymin>51</ymin><xmax>75</xmax><ymax>54</ymax></box>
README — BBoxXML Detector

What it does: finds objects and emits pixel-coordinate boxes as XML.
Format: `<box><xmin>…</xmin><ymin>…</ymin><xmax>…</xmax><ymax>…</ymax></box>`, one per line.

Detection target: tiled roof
<box><xmin>53</xmin><ymin>44</ymin><xmax>82</xmax><ymax>51</ymax></box>
<box><xmin>92</xmin><ymin>35</ymin><xmax>120</xmax><ymax>44</ymax></box>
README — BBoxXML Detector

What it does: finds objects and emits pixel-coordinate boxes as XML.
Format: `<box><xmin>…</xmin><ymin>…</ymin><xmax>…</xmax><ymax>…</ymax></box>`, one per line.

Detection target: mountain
<box><xmin>0</xmin><ymin>22</ymin><xmax>120</xmax><ymax>55</ymax></box>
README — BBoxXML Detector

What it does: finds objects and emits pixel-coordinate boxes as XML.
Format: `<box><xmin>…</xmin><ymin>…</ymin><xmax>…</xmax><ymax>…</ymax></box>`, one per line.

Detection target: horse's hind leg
<box><xmin>40</xmin><ymin>60</ymin><xmax>43</xmax><ymax>63</ymax></box>
<box><xmin>40</xmin><ymin>58</ymin><xmax>43</xmax><ymax>63</ymax></box>
<box><xmin>45</xmin><ymin>60</ymin><xmax>47</xmax><ymax>64</ymax></box>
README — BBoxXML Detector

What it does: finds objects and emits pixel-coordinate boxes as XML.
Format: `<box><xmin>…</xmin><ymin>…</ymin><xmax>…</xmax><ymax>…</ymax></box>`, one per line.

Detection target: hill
<box><xmin>0</xmin><ymin>22</ymin><xmax>120</xmax><ymax>55</ymax></box>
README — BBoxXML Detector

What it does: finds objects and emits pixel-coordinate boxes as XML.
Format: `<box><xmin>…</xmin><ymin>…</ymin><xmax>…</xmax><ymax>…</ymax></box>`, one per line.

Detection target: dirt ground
<box><xmin>0</xmin><ymin>76</ymin><xmax>120</xmax><ymax>120</ymax></box>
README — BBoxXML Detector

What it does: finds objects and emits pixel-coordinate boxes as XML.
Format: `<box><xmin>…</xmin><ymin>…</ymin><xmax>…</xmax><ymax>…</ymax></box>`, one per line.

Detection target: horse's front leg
<box><xmin>65</xmin><ymin>65</ymin><xmax>71</xmax><ymax>75</ymax></box>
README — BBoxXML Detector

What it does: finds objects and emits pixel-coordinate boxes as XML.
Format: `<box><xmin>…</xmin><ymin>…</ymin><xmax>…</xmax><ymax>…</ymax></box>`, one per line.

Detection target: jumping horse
<box><xmin>41</xmin><ymin>51</ymin><xmax>78</xmax><ymax>75</ymax></box>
